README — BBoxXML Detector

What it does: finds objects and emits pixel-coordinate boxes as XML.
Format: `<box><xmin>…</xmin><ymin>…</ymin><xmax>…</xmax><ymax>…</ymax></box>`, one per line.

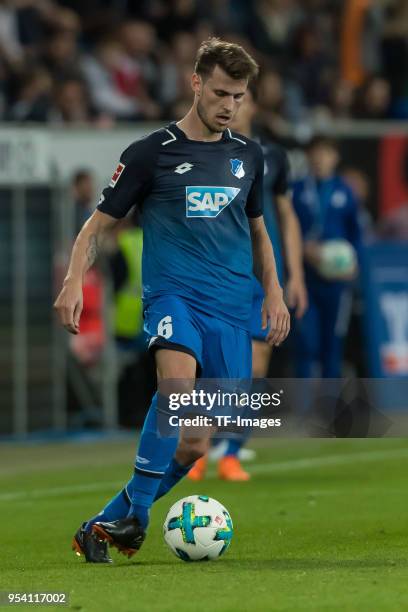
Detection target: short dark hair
<box><xmin>72</xmin><ymin>169</ymin><xmax>93</xmax><ymax>185</ymax></box>
<box><xmin>194</xmin><ymin>37</ymin><xmax>259</xmax><ymax>82</ymax></box>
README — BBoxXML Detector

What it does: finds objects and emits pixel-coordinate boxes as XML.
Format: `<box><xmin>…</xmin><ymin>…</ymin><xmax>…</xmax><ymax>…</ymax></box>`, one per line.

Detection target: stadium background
<box><xmin>0</xmin><ymin>0</ymin><xmax>407</xmax><ymax>436</ymax></box>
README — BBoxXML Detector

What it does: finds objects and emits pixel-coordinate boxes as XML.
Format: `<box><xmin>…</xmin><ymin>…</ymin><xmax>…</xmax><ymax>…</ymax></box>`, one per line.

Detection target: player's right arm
<box><xmin>53</xmin><ymin>210</ymin><xmax>119</xmax><ymax>334</ymax></box>
<box><xmin>54</xmin><ymin>132</ymin><xmax>160</xmax><ymax>334</ymax></box>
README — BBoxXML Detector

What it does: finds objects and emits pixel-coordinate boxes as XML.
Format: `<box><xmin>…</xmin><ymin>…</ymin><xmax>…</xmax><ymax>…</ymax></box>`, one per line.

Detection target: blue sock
<box><xmin>154</xmin><ymin>458</ymin><xmax>192</xmax><ymax>501</ymax></box>
<box><xmin>225</xmin><ymin>437</ymin><xmax>242</xmax><ymax>457</ymax></box>
<box><xmin>126</xmin><ymin>392</ymin><xmax>179</xmax><ymax>529</ymax></box>
<box><xmin>85</xmin><ymin>487</ymin><xmax>131</xmax><ymax>532</ymax></box>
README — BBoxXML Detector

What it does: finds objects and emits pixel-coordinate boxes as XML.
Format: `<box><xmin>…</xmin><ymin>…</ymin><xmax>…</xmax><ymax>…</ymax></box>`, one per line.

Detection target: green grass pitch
<box><xmin>0</xmin><ymin>438</ymin><xmax>407</xmax><ymax>611</ymax></box>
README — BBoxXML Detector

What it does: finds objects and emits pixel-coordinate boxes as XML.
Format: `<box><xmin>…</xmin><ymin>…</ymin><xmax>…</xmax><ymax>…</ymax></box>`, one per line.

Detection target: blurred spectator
<box><xmin>82</xmin><ymin>21</ymin><xmax>161</xmax><ymax>121</ymax></box>
<box><xmin>6</xmin><ymin>66</ymin><xmax>52</xmax><ymax>121</ymax></box>
<box><xmin>81</xmin><ymin>39</ymin><xmax>139</xmax><ymax>120</ymax></box>
<box><xmin>42</xmin><ymin>28</ymin><xmax>81</xmax><ymax>80</ymax></box>
<box><xmin>291</xmin><ymin>137</ymin><xmax>363</xmax><ymax>378</ymax></box>
<box><xmin>245</xmin><ymin>0</ymin><xmax>304</xmax><ymax>61</ymax></box>
<box><xmin>291</xmin><ymin>22</ymin><xmax>335</xmax><ymax>110</ymax></box>
<box><xmin>256</xmin><ymin>69</ymin><xmax>297</xmax><ymax>136</ymax></box>
<box><xmin>49</xmin><ymin>77</ymin><xmax>96</xmax><ymax>124</ymax></box>
<box><xmin>160</xmin><ymin>31</ymin><xmax>196</xmax><ymax>107</ymax></box>
<box><xmin>328</xmin><ymin>79</ymin><xmax>355</xmax><ymax>119</ymax></box>
<box><xmin>0</xmin><ymin>0</ymin><xmax>406</xmax><ymax>126</ymax></box>
<box><xmin>115</xmin><ymin>20</ymin><xmax>161</xmax><ymax>119</ymax></box>
<box><xmin>354</xmin><ymin>76</ymin><xmax>391</xmax><ymax>119</ymax></box>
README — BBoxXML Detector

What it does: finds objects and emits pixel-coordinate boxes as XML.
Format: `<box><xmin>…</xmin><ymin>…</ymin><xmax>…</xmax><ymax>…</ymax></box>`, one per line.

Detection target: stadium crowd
<box><xmin>0</xmin><ymin>0</ymin><xmax>408</xmax><ymax>132</ymax></box>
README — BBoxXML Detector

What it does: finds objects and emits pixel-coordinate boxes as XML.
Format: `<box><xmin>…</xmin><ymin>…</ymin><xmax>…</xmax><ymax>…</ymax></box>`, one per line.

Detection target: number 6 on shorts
<box><xmin>158</xmin><ymin>315</ymin><xmax>173</xmax><ymax>339</ymax></box>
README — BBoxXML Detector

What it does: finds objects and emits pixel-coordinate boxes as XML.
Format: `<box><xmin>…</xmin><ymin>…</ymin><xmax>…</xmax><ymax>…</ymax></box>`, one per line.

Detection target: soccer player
<box><xmin>54</xmin><ymin>38</ymin><xmax>290</xmax><ymax>563</ymax></box>
<box><xmin>188</xmin><ymin>86</ymin><xmax>307</xmax><ymax>482</ymax></box>
<box><xmin>291</xmin><ymin>136</ymin><xmax>361</xmax><ymax>378</ymax></box>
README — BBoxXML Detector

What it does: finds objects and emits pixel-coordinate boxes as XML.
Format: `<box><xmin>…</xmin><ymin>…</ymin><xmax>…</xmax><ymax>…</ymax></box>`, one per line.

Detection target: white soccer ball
<box><xmin>317</xmin><ymin>239</ymin><xmax>356</xmax><ymax>279</ymax></box>
<box><xmin>163</xmin><ymin>495</ymin><xmax>233</xmax><ymax>562</ymax></box>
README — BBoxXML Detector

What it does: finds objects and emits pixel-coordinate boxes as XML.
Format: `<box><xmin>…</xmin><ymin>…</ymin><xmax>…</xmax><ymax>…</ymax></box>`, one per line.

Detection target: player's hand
<box><xmin>286</xmin><ymin>275</ymin><xmax>308</xmax><ymax>319</ymax></box>
<box><xmin>53</xmin><ymin>279</ymin><xmax>83</xmax><ymax>335</ymax></box>
<box><xmin>261</xmin><ymin>288</ymin><xmax>290</xmax><ymax>347</ymax></box>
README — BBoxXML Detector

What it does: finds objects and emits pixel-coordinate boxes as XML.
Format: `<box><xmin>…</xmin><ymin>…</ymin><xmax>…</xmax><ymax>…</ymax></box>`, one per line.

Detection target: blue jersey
<box><xmin>97</xmin><ymin>123</ymin><xmax>264</xmax><ymax>330</ymax></box>
<box><xmin>292</xmin><ymin>175</ymin><xmax>361</xmax><ymax>250</ymax></box>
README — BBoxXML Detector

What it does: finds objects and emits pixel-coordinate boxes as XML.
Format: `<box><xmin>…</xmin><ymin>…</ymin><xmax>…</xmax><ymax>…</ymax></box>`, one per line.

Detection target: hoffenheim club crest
<box><xmin>230</xmin><ymin>158</ymin><xmax>245</xmax><ymax>179</ymax></box>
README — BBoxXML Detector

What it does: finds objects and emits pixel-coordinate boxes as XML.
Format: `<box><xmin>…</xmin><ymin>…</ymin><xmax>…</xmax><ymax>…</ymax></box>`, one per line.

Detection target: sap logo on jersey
<box><xmin>186</xmin><ymin>186</ymin><xmax>240</xmax><ymax>218</ymax></box>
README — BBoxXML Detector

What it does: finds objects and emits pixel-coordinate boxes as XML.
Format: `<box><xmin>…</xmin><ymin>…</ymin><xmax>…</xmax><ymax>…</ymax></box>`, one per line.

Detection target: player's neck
<box><xmin>177</xmin><ymin>108</ymin><xmax>223</xmax><ymax>142</ymax></box>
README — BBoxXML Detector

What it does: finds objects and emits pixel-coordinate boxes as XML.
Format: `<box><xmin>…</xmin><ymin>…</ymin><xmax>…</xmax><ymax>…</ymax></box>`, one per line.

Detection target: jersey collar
<box><xmin>169</xmin><ymin>122</ymin><xmax>229</xmax><ymax>144</ymax></box>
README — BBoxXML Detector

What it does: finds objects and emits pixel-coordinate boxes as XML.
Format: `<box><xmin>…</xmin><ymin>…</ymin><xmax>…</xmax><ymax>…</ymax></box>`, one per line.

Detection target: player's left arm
<box><xmin>246</xmin><ymin>143</ymin><xmax>290</xmax><ymax>346</ymax></box>
<box><xmin>249</xmin><ymin>216</ymin><xmax>290</xmax><ymax>347</ymax></box>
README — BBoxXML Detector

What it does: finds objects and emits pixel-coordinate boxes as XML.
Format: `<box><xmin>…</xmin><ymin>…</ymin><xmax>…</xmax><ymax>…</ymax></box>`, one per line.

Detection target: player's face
<box><xmin>194</xmin><ymin>65</ymin><xmax>247</xmax><ymax>133</ymax></box>
<box><xmin>308</xmin><ymin>145</ymin><xmax>339</xmax><ymax>179</ymax></box>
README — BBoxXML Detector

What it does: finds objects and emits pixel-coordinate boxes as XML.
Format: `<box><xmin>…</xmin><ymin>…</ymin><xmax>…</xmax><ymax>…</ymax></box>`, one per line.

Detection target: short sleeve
<box><xmin>245</xmin><ymin>144</ymin><xmax>264</xmax><ymax>218</ymax></box>
<box><xmin>272</xmin><ymin>147</ymin><xmax>290</xmax><ymax>196</ymax></box>
<box><xmin>97</xmin><ymin>135</ymin><xmax>160</xmax><ymax>219</ymax></box>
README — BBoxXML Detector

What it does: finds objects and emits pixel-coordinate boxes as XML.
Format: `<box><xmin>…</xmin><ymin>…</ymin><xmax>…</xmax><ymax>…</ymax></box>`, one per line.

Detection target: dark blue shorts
<box><xmin>144</xmin><ymin>295</ymin><xmax>252</xmax><ymax>379</ymax></box>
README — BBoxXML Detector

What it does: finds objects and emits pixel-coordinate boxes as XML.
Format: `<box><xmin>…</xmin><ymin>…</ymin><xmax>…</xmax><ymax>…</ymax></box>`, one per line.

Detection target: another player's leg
<box><xmin>92</xmin><ymin>349</ymin><xmax>197</xmax><ymax>557</ymax></box>
<box><xmin>186</xmin><ymin>454</ymin><xmax>208</xmax><ymax>481</ymax></box>
<box><xmin>319</xmin><ymin>286</ymin><xmax>352</xmax><ymax>378</ymax></box>
<box><xmin>218</xmin><ymin>340</ymin><xmax>271</xmax><ymax>481</ymax></box>
<box><xmin>291</xmin><ymin>291</ymin><xmax>319</xmax><ymax>378</ymax></box>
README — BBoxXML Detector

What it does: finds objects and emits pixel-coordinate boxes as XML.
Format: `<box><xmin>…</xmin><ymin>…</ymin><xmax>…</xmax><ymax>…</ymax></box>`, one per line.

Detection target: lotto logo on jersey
<box><xmin>109</xmin><ymin>162</ymin><xmax>125</xmax><ymax>188</ymax></box>
<box><xmin>186</xmin><ymin>186</ymin><xmax>240</xmax><ymax>218</ymax></box>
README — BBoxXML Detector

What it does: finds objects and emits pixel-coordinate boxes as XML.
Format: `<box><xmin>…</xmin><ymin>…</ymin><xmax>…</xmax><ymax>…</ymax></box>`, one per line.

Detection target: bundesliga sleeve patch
<box><xmin>109</xmin><ymin>162</ymin><xmax>125</xmax><ymax>188</ymax></box>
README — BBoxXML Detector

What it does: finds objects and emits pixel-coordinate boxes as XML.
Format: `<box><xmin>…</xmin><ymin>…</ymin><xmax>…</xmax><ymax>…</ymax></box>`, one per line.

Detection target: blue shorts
<box><xmin>250</xmin><ymin>279</ymin><xmax>267</xmax><ymax>341</ymax></box>
<box><xmin>143</xmin><ymin>295</ymin><xmax>252</xmax><ymax>378</ymax></box>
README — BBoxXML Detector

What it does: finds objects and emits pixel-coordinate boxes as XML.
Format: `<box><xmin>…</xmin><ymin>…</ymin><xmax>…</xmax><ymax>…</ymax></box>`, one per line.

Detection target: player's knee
<box><xmin>159</xmin><ymin>377</ymin><xmax>195</xmax><ymax>399</ymax></box>
<box><xmin>156</xmin><ymin>349</ymin><xmax>197</xmax><ymax>392</ymax></box>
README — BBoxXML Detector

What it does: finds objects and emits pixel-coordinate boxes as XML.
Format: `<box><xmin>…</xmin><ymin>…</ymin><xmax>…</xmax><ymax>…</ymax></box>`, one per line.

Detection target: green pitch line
<box><xmin>0</xmin><ymin>438</ymin><xmax>407</xmax><ymax>612</ymax></box>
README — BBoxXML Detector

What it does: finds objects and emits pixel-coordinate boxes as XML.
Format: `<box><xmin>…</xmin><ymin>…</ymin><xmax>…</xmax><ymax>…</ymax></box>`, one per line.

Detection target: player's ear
<box><xmin>191</xmin><ymin>73</ymin><xmax>202</xmax><ymax>97</ymax></box>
